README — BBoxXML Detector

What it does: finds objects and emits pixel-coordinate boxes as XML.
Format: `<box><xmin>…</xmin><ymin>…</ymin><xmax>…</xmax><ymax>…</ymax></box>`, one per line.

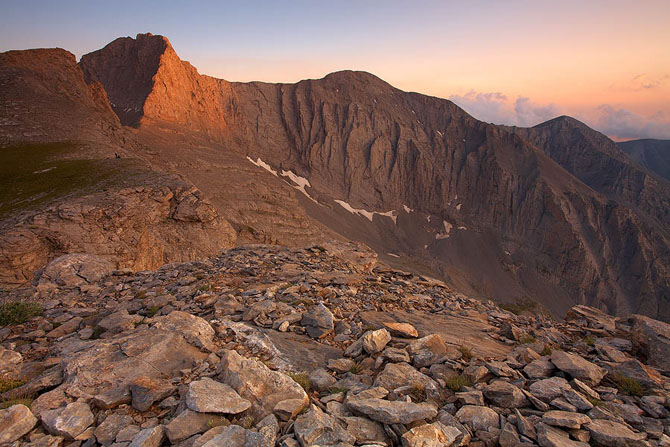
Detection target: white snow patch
<box><xmin>280</xmin><ymin>169</ymin><xmax>316</xmax><ymax>201</ymax></box>
<box><xmin>456</xmin><ymin>203</ymin><xmax>462</xmax><ymax>211</ymax></box>
<box><xmin>246</xmin><ymin>156</ymin><xmax>278</xmax><ymax>176</ymax></box>
<box><xmin>387</xmin><ymin>253</ymin><xmax>400</xmax><ymax>258</ymax></box>
<box><xmin>435</xmin><ymin>221</ymin><xmax>453</xmax><ymax>240</ymax></box>
<box><xmin>33</xmin><ymin>167</ymin><xmax>56</xmax><ymax>174</ymax></box>
<box><xmin>427</xmin><ymin>215</ymin><xmax>431</xmax><ymax>223</ymax></box>
<box><xmin>458</xmin><ymin>226</ymin><xmax>467</xmax><ymax>230</ymax></box>
<box><xmin>504</xmin><ymin>250</ymin><xmax>511</xmax><ymax>256</ymax></box>
<box><xmin>436</xmin><ymin>130</ymin><xmax>443</xmax><ymax>137</ymax></box>
<box><xmin>423</xmin><ymin>244</ymin><xmax>428</xmax><ymax>249</ymax></box>
<box><xmin>334</xmin><ymin>200</ymin><xmax>397</xmax><ymax>224</ymax></box>
<box><xmin>403</xmin><ymin>204</ymin><xmax>413</xmax><ymax>213</ymax></box>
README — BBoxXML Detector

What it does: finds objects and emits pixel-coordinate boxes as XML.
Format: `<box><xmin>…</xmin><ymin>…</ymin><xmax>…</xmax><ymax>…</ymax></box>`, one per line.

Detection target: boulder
<box><xmin>130</xmin><ymin>376</ymin><xmax>176</xmax><ymax>412</ymax></box>
<box><xmin>98</xmin><ymin>309</ymin><xmax>143</xmax><ymax>334</ymax></box>
<box><xmin>200</xmin><ymin>425</ymin><xmax>267</xmax><ymax>447</ymax></box>
<box><xmin>38</xmin><ymin>254</ymin><xmax>114</xmax><ymax>289</ymax></box>
<box><xmin>542</xmin><ymin>411</ymin><xmax>592</xmax><ymax>429</ymax></box>
<box><xmin>585</xmin><ymin>419</ymin><xmax>648</xmax><ymax>447</ymax></box>
<box><xmin>537</xmin><ymin>422</ymin><xmax>589</xmax><ymax>447</ymax></box>
<box><xmin>129</xmin><ymin>426</ymin><xmax>164</xmax><ymax>447</ymax></box>
<box><xmin>0</xmin><ymin>346</ymin><xmax>23</xmax><ymax>377</ymax></box>
<box><xmin>184</xmin><ymin>378</ymin><xmax>251</xmax><ymax>414</ymax></box>
<box><xmin>407</xmin><ymin>334</ymin><xmax>460</xmax><ymax>368</ymax></box>
<box><xmin>346</xmin><ymin>397</ymin><xmax>437</xmax><ymax>424</ymax></box>
<box><xmin>0</xmin><ymin>404</ymin><xmax>38</xmax><ymax>444</ymax></box>
<box><xmin>361</xmin><ymin>328</ymin><xmax>391</xmax><ymax>354</ymax></box>
<box><xmin>40</xmin><ymin>401</ymin><xmax>94</xmax><ymax>439</ymax></box>
<box><xmin>483</xmin><ymin>380</ymin><xmax>529</xmax><ymax>408</ymax></box>
<box><xmin>529</xmin><ymin>377</ymin><xmax>571</xmax><ymax>403</ymax></box>
<box><xmin>455</xmin><ymin>405</ymin><xmax>500</xmax><ymax>431</ymax></box>
<box><xmin>164</xmin><ymin>409</ymin><xmax>217</xmax><ymax>443</ymax></box>
<box><xmin>627</xmin><ymin>314</ymin><xmax>670</xmax><ymax>371</ymax></box>
<box><xmin>551</xmin><ymin>351</ymin><xmax>606</xmax><ymax>385</ymax></box>
<box><xmin>217</xmin><ymin>349</ymin><xmax>308</xmax><ymax>419</ymax></box>
<box><xmin>300</xmin><ymin>303</ymin><xmax>334</xmax><ymax>338</ymax></box>
<box><xmin>340</xmin><ymin>416</ymin><xmax>389</xmax><ymax>446</ymax></box>
<box><xmin>94</xmin><ymin>413</ymin><xmax>133</xmax><ymax>446</ymax></box>
<box><xmin>293</xmin><ymin>405</ymin><xmax>356</xmax><ymax>446</ymax></box>
<box><xmin>382</xmin><ymin>321</ymin><xmax>419</xmax><ymax>338</ymax></box>
<box><xmin>401</xmin><ymin>421</ymin><xmax>461</xmax><ymax>447</ymax></box>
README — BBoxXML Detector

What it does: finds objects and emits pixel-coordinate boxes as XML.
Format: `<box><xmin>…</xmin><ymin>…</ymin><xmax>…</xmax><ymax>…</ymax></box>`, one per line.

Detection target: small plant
<box><xmin>609</xmin><ymin>372</ymin><xmax>645</xmax><ymax>397</ymax></box>
<box><xmin>198</xmin><ymin>284</ymin><xmax>210</xmax><ymax>292</ymax></box>
<box><xmin>238</xmin><ymin>415</ymin><xmax>255</xmax><ymax>429</ymax></box>
<box><xmin>146</xmin><ymin>306</ymin><xmax>161</xmax><ymax>317</ymax></box>
<box><xmin>196</xmin><ymin>273</ymin><xmax>205</xmax><ymax>280</ymax></box>
<box><xmin>206</xmin><ymin>416</ymin><xmax>229</xmax><ymax>428</ymax></box>
<box><xmin>445</xmin><ymin>375</ymin><xmax>472</xmax><ymax>391</ymax></box>
<box><xmin>348</xmin><ymin>362</ymin><xmax>362</xmax><ymax>374</ymax></box>
<box><xmin>500</xmin><ymin>299</ymin><xmax>537</xmax><ymax>315</ymax></box>
<box><xmin>0</xmin><ymin>398</ymin><xmax>33</xmax><ymax>410</ymax></box>
<box><xmin>135</xmin><ymin>290</ymin><xmax>147</xmax><ymax>300</ymax></box>
<box><xmin>0</xmin><ymin>301</ymin><xmax>43</xmax><ymax>326</ymax></box>
<box><xmin>288</xmin><ymin>372</ymin><xmax>312</xmax><ymax>393</ymax></box>
<box><xmin>326</xmin><ymin>386</ymin><xmax>348</xmax><ymax>395</ymax></box>
<box><xmin>408</xmin><ymin>382</ymin><xmax>426</xmax><ymax>401</ymax></box>
<box><xmin>586</xmin><ymin>395</ymin><xmax>603</xmax><ymax>407</ymax></box>
<box><xmin>0</xmin><ymin>378</ymin><xmax>25</xmax><ymax>393</ymax></box>
<box><xmin>584</xmin><ymin>335</ymin><xmax>596</xmax><ymax>346</ymax></box>
<box><xmin>291</xmin><ymin>298</ymin><xmax>314</xmax><ymax>307</ymax></box>
<box><xmin>458</xmin><ymin>345</ymin><xmax>473</xmax><ymax>361</ymax></box>
<box><xmin>91</xmin><ymin>326</ymin><xmax>105</xmax><ymax>339</ymax></box>
<box><xmin>519</xmin><ymin>335</ymin><xmax>537</xmax><ymax>344</ymax></box>
<box><xmin>540</xmin><ymin>344</ymin><xmax>553</xmax><ymax>356</ymax></box>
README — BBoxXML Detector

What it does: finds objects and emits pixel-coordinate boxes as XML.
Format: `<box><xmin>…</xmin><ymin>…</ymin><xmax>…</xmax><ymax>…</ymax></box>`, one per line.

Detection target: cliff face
<box><xmin>20</xmin><ymin>33</ymin><xmax>668</xmax><ymax>319</ymax></box>
<box><xmin>619</xmin><ymin>138</ymin><xmax>670</xmax><ymax>182</ymax></box>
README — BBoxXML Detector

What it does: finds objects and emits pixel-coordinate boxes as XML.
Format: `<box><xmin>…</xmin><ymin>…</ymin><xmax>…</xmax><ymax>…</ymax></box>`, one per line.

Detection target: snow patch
<box><xmin>436</xmin><ymin>130</ymin><xmax>443</xmax><ymax>137</ymax></box>
<box><xmin>33</xmin><ymin>167</ymin><xmax>56</xmax><ymax>174</ymax></box>
<box><xmin>246</xmin><ymin>156</ymin><xmax>278</xmax><ymax>176</ymax></box>
<box><xmin>403</xmin><ymin>204</ymin><xmax>413</xmax><ymax>213</ymax></box>
<box><xmin>334</xmin><ymin>200</ymin><xmax>397</xmax><ymax>224</ymax></box>
<box><xmin>280</xmin><ymin>169</ymin><xmax>316</xmax><ymax>201</ymax></box>
<box><xmin>387</xmin><ymin>253</ymin><xmax>400</xmax><ymax>258</ymax></box>
<box><xmin>435</xmin><ymin>221</ymin><xmax>453</xmax><ymax>240</ymax></box>
<box><xmin>427</xmin><ymin>215</ymin><xmax>431</xmax><ymax>223</ymax></box>
<box><xmin>456</xmin><ymin>203</ymin><xmax>462</xmax><ymax>211</ymax></box>
<box><xmin>458</xmin><ymin>226</ymin><xmax>467</xmax><ymax>230</ymax></box>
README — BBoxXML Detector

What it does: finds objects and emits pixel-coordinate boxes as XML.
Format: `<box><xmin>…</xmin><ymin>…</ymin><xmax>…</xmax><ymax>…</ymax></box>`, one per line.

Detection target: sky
<box><xmin>2</xmin><ymin>0</ymin><xmax>669</xmax><ymax>140</ymax></box>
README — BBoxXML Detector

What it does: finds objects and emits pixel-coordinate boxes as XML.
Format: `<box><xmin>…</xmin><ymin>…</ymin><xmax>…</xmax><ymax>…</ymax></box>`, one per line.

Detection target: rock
<box><xmin>456</xmin><ymin>390</ymin><xmax>485</xmax><ymax>406</ymax></box>
<box><xmin>500</xmin><ymin>322</ymin><xmax>523</xmax><ymax>341</ymax></box>
<box><xmin>41</xmin><ymin>401</ymin><xmax>94</xmax><ymax>439</ymax></box>
<box><xmin>373</xmin><ymin>362</ymin><xmax>439</xmax><ymax>398</ymax></box>
<box><xmin>483</xmin><ymin>380</ymin><xmax>529</xmax><ymax>408</ymax></box>
<box><xmin>401</xmin><ymin>421</ymin><xmax>461</xmax><ymax>447</ymax></box>
<box><xmin>585</xmin><ymin>419</ymin><xmax>648</xmax><ymax>447</ymax></box>
<box><xmin>455</xmin><ymin>405</ymin><xmax>500</xmax><ymax>431</ymax></box>
<box><xmin>542</xmin><ymin>411</ymin><xmax>591</xmax><ymax>429</ymax></box>
<box><xmin>164</xmin><ymin>409</ymin><xmax>217</xmax><ymax>443</ymax></box>
<box><xmin>407</xmin><ymin>334</ymin><xmax>460</xmax><ymax>368</ymax></box>
<box><xmin>200</xmin><ymin>425</ymin><xmax>267</xmax><ymax>447</ymax></box>
<box><xmin>0</xmin><ymin>346</ymin><xmax>23</xmax><ymax>377</ymax></box>
<box><xmin>346</xmin><ymin>397</ymin><xmax>437</xmax><ymax>424</ymax></box>
<box><xmin>273</xmin><ymin>398</ymin><xmax>307</xmax><ymax>422</ymax></box>
<box><xmin>551</xmin><ymin>351</ymin><xmax>606</xmax><ymax>385</ymax></box>
<box><xmin>129</xmin><ymin>426</ymin><xmax>164</xmax><ymax>447</ymax></box>
<box><xmin>382</xmin><ymin>346</ymin><xmax>411</xmax><ymax>363</ymax></box>
<box><xmin>529</xmin><ymin>377</ymin><xmax>571</xmax><ymax>402</ymax></box>
<box><xmin>300</xmin><ymin>303</ymin><xmax>334</xmax><ymax>338</ymax></box>
<box><xmin>537</xmin><ymin>422</ymin><xmax>589</xmax><ymax>447</ymax></box>
<box><xmin>217</xmin><ymin>350</ymin><xmax>308</xmax><ymax>419</ymax></box>
<box><xmin>293</xmin><ymin>405</ymin><xmax>355</xmax><ymax>446</ymax></box>
<box><xmin>499</xmin><ymin>421</ymin><xmax>521</xmax><ymax>447</ymax></box>
<box><xmin>153</xmin><ymin>310</ymin><xmax>216</xmax><ymax>352</ymax></box>
<box><xmin>184</xmin><ymin>378</ymin><xmax>251</xmax><ymax>414</ymax></box>
<box><xmin>628</xmin><ymin>314</ymin><xmax>670</xmax><ymax>371</ymax></box>
<box><xmin>130</xmin><ymin>376</ymin><xmax>176</xmax><ymax>412</ymax></box>
<box><xmin>327</xmin><ymin>358</ymin><xmax>355</xmax><ymax>373</ymax></box>
<box><xmin>0</xmin><ymin>404</ymin><xmax>38</xmax><ymax>444</ymax></box>
<box><xmin>382</xmin><ymin>321</ymin><xmax>419</xmax><ymax>338</ymax></box>
<box><xmin>361</xmin><ymin>329</ymin><xmax>391</xmax><ymax>354</ymax></box>
<box><xmin>524</xmin><ymin>357</ymin><xmax>556</xmax><ymax>379</ymax></box>
<box><xmin>566</xmin><ymin>305</ymin><xmax>617</xmax><ymax>332</ymax></box>
<box><xmin>38</xmin><ymin>254</ymin><xmax>114</xmax><ymax>289</ymax></box>
<box><xmin>94</xmin><ymin>414</ymin><xmax>134</xmax><ymax>446</ymax></box>
<box><xmin>562</xmin><ymin>387</ymin><xmax>594</xmax><ymax>411</ymax></box>
<box><xmin>340</xmin><ymin>416</ymin><xmax>388</xmax><ymax>446</ymax></box>
<box><xmin>604</xmin><ymin>359</ymin><xmax>663</xmax><ymax>389</ymax></box>
<box><xmin>308</xmin><ymin>368</ymin><xmax>336</xmax><ymax>392</ymax></box>
<box><xmin>98</xmin><ymin>310</ymin><xmax>143</xmax><ymax>334</ymax></box>
<box><xmin>192</xmin><ymin>426</ymin><xmax>228</xmax><ymax>447</ymax></box>
<box><xmin>46</xmin><ymin>316</ymin><xmax>82</xmax><ymax>338</ymax></box>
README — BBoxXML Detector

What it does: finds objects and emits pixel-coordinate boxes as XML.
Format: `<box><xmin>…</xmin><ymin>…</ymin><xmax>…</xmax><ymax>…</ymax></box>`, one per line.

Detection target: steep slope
<box><xmin>79</xmin><ymin>33</ymin><xmax>670</xmax><ymax>320</ymax></box>
<box><xmin>619</xmin><ymin>138</ymin><xmax>670</xmax><ymax>182</ymax></box>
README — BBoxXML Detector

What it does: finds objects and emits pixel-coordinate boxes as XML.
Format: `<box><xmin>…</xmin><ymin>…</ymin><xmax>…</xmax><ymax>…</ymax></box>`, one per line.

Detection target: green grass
<box><xmin>0</xmin><ymin>398</ymin><xmax>33</xmax><ymax>410</ymax></box>
<box><xmin>458</xmin><ymin>345</ymin><xmax>473</xmax><ymax>361</ymax></box>
<box><xmin>583</xmin><ymin>335</ymin><xmax>596</xmax><ymax>346</ymax></box>
<box><xmin>146</xmin><ymin>306</ymin><xmax>160</xmax><ymax>317</ymax></box>
<box><xmin>519</xmin><ymin>335</ymin><xmax>537</xmax><ymax>344</ymax></box>
<box><xmin>499</xmin><ymin>299</ymin><xmax>537</xmax><ymax>315</ymax></box>
<box><xmin>326</xmin><ymin>386</ymin><xmax>348</xmax><ymax>395</ymax></box>
<box><xmin>0</xmin><ymin>301</ymin><xmax>43</xmax><ymax>326</ymax></box>
<box><xmin>0</xmin><ymin>379</ymin><xmax>25</xmax><ymax>393</ymax></box>
<box><xmin>609</xmin><ymin>372</ymin><xmax>645</xmax><ymax>397</ymax></box>
<box><xmin>445</xmin><ymin>375</ymin><xmax>473</xmax><ymax>391</ymax></box>
<box><xmin>0</xmin><ymin>142</ymin><xmax>141</xmax><ymax>218</ymax></box>
<box><xmin>288</xmin><ymin>372</ymin><xmax>312</xmax><ymax>393</ymax></box>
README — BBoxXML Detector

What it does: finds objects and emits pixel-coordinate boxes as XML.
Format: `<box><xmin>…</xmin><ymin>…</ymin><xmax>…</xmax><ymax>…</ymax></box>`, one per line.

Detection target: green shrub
<box><xmin>0</xmin><ymin>379</ymin><xmax>25</xmax><ymax>393</ymax></box>
<box><xmin>519</xmin><ymin>335</ymin><xmax>537</xmax><ymax>344</ymax></box>
<box><xmin>500</xmin><ymin>299</ymin><xmax>537</xmax><ymax>315</ymax></box>
<box><xmin>0</xmin><ymin>301</ymin><xmax>43</xmax><ymax>326</ymax></box>
<box><xmin>609</xmin><ymin>372</ymin><xmax>645</xmax><ymax>397</ymax></box>
<box><xmin>445</xmin><ymin>375</ymin><xmax>473</xmax><ymax>391</ymax></box>
<box><xmin>288</xmin><ymin>372</ymin><xmax>312</xmax><ymax>393</ymax></box>
<box><xmin>458</xmin><ymin>345</ymin><xmax>473</xmax><ymax>361</ymax></box>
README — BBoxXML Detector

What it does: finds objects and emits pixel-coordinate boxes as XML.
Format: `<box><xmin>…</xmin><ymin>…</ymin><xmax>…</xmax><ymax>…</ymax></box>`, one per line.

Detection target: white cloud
<box><xmin>589</xmin><ymin>105</ymin><xmax>670</xmax><ymax>140</ymax></box>
<box><xmin>450</xmin><ymin>91</ymin><xmax>561</xmax><ymax>127</ymax></box>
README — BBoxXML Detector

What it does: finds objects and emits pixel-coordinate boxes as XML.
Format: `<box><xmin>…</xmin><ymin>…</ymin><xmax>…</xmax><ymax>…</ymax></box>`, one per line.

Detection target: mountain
<box><xmin>618</xmin><ymin>138</ymin><xmax>670</xmax><ymax>182</ymax></box>
<box><xmin>1</xmin><ymin>33</ymin><xmax>669</xmax><ymax>321</ymax></box>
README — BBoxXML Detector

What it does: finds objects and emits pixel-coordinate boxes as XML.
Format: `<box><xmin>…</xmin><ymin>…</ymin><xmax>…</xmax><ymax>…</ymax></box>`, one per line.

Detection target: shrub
<box><xmin>458</xmin><ymin>345</ymin><xmax>473</xmax><ymax>361</ymax></box>
<box><xmin>500</xmin><ymin>299</ymin><xmax>537</xmax><ymax>315</ymax></box>
<box><xmin>519</xmin><ymin>335</ymin><xmax>537</xmax><ymax>344</ymax></box>
<box><xmin>288</xmin><ymin>372</ymin><xmax>312</xmax><ymax>393</ymax></box>
<box><xmin>0</xmin><ymin>301</ymin><xmax>43</xmax><ymax>326</ymax></box>
<box><xmin>445</xmin><ymin>375</ymin><xmax>472</xmax><ymax>391</ymax></box>
<box><xmin>583</xmin><ymin>335</ymin><xmax>596</xmax><ymax>346</ymax></box>
<box><xmin>326</xmin><ymin>386</ymin><xmax>348</xmax><ymax>395</ymax></box>
<box><xmin>0</xmin><ymin>379</ymin><xmax>25</xmax><ymax>394</ymax></box>
<box><xmin>609</xmin><ymin>372</ymin><xmax>645</xmax><ymax>397</ymax></box>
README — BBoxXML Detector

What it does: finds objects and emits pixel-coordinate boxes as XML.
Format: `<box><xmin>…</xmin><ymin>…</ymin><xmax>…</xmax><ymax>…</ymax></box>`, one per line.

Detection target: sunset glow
<box><xmin>2</xmin><ymin>0</ymin><xmax>668</xmax><ymax>139</ymax></box>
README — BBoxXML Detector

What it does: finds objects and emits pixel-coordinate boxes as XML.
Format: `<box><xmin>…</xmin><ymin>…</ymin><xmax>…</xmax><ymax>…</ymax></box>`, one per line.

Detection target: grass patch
<box><xmin>519</xmin><ymin>335</ymin><xmax>537</xmax><ymax>344</ymax></box>
<box><xmin>500</xmin><ymin>299</ymin><xmax>537</xmax><ymax>315</ymax></box>
<box><xmin>135</xmin><ymin>290</ymin><xmax>147</xmax><ymax>300</ymax></box>
<box><xmin>291</xmin><ymin>298</ymin><xmax>314</xmax><ymax>307</ymax></box>
<box><xmin>91</xmin><ymin>326</ymin><xmax>105</xmax><ymax>339</ymax></box>
<box><xmin>609</xmin><ymin>372</ymin><xmax>645</xmax><ymax>397</ymax></box>
<box><xmin>326</xmin><ymin>386</ymin><xmax>348</xmax><ymax>395</ymax></box>
<box><xmin>0</xmin><ymin>142</ymin><xmax>139</xmax><ymax>218</ymax></box>
<box><xmin>586</xmin><ymin>396</ymin><xmax>603</xmax><ymax>407</ymax></box>
<box><xmin>583</xmin><ymin>335</ymin><xmax>596</xmax><ymax>346</ymax></box>
<box><xmin>458</xmin><ymin>345</ymin><xmax>473</xmax><ymax>361</ymax></box>
<box><xmin>288</xmin><ymin>372</ymin><xmax>312</xmax><ymax>393</ymax></box>
<box><xmin>348</xmin><ymin>362</ymin><xmax>362</xmax><ymax>374</ymax></box>
<box><xmin>0</xmin><ymin>301</ymin><xmax>43</xmax><ymax>326</ymax></box>
<box><xmin>408</xmin><ymin>382</ymin><xmax>426</xmax><ymax>401</ymax></box>
<box><xmin>0</xmin><ymin>379</ymin><xmax>25</xmax><ymax>394</ymax></box>
<box><xmin>0</xmin><ymin>398</ymin><xmax>33</xmax><ymax>410</ymax></box>
<box><xmin>540</xmin><ymin>344</ymin><xmax>553</xmax><ymax>356</ymax></box>
<box><xmin>146</xmin><ymin>306</ymin><xmax>160</xmax><ymax>317</ymax></box>
<box><xmin>445</xmin><ymin>375</ymin><xmax>473</xmax><ymax>391</ymax></box>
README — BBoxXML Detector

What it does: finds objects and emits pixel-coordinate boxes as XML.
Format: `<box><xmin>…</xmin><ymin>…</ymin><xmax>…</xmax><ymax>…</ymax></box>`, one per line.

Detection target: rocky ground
<box><xmin>1</xmin><ymin>241</ymin><xmax>670</xmax><ymax>447</ymax></box>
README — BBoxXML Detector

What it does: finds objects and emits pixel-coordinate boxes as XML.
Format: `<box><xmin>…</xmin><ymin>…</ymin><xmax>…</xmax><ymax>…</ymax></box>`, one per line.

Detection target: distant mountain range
<box><xmin>1</xmin><ymin>33</ymin><xmax>668</xmax><ymax>320</ymax></box>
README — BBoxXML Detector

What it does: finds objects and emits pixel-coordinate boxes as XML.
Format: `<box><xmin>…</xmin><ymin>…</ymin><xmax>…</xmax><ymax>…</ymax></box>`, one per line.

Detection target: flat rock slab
<box><xmin>262</xmin><ymin>327</ymin><xmax>342</xmax><ymax>371</ymax></box>
<box><xmin>346</xmin><ymin>397</ymin><xmax>437</xmax><ymax>424</ymax></box>
<box><xmin>185</xmin><ymin>378</ymin><xmax>251</xmax><ymax>414</ymax></box>
<box><xmin>0</xmin><ymin>404</ymin><xmax>37</xmax><ymax>444</ymax></box>
<box><xmin>360</xmin><ymin>310</ymin><xmax>511</xmax><ymax>358</ymax></box>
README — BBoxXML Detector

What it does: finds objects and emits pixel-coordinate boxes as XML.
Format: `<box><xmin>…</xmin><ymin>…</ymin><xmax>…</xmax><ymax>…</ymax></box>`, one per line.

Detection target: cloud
<box><xmin>449</xmin><ymin>91</ymin><xmax>561</xmax><ymax>127</ymax></box>
<box><xmin>591</xmin><ymin>105</ymin><xmax>670</xmax><ymax>140</ymax></box>
<box><xmin>610</xmin><ymin>73</ymin><xmax>669</xmax><ymax>91</ymax></box>
<box><xmin>514</xmin><ymin>97</ymin><xmax>561</xmax><ymax>127</ymax></box>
